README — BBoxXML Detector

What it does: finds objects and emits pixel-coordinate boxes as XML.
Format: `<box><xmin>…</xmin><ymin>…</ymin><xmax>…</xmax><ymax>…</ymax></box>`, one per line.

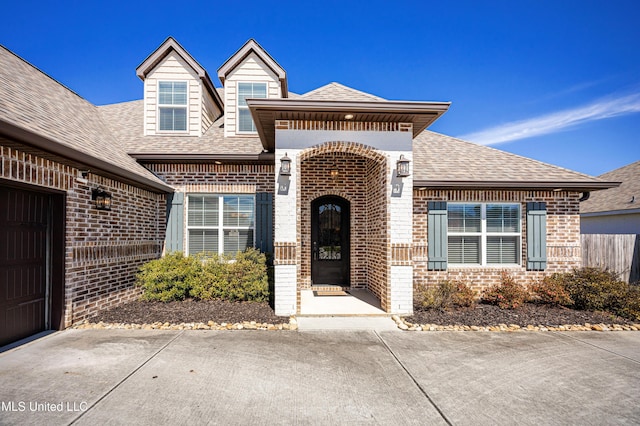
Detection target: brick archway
<box><xmin>297</xmin><ymin>141</ymin><xmax>390</xmax><ymax>311</ymax></box>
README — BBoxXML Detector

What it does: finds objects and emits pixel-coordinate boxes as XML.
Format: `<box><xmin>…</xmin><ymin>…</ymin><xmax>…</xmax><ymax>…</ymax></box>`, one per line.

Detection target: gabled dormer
<box><xmin>217</xmin><ymin>39</ymin><xmax>287</xmax><ymax>138</ymax></box>
<box><xmin>136</xmin><ymin>37</ymin><xmax>223</xmax><ymax>137</ymax></box>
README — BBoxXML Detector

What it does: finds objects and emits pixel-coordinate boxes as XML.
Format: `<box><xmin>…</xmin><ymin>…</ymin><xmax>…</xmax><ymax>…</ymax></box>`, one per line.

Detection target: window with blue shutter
<box><xmin>428</xmin><ymin>201</ymin><xmax>448</xmax><ymax>270</ymax></box>
<box><xmin>526</xmin><ymin>202</ymin><xmax>547</xmax><ymax>270</ymax></box>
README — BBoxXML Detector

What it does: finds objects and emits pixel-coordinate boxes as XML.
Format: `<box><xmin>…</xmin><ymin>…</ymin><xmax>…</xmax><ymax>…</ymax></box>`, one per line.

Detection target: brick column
<box><xmin>274</xmin><ymin>148</ymin><xmax>301</xmax><ymax>315</ymax></box>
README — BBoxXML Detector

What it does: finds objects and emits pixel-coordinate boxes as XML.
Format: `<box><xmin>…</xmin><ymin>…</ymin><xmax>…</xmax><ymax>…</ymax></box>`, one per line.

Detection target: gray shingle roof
<box><xmin>580</xmin><ymin>160</ymin><xmax>639</xmax><ymax>213</ymax></box>
<box><xmin>413</xmin><ymin>131</ymin><xmax>609</xmax><ymax>188</ymax></box>
<box><xmin>0</xmin><ymin>46</ymin><xmax>169</xmax><ymax>191</ymax></box>
<box><xmin>301</xmin><ymin>82</ymin><xmax>385</xmax><ymax>101</ymax></box>
<box><xmin>98</xmin><ymin>100</ymin><xmax>265</xmax><ymax>157</ymax></box>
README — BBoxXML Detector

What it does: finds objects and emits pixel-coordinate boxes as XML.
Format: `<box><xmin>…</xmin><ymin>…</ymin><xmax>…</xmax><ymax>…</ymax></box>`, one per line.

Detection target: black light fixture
<box><xmin>92</xmin><ymin>188</ymin><xmax>112</xmax><ymax>211</ymax></box>
<box><xmin>280</xmin><ymin>153</ymin><xmax>291</xmax><ymax>176</ymax></box>
<box><xmin>396</xmin><ymin>154</ymin><xmax>410</xmax><ymax>178</ymax></box>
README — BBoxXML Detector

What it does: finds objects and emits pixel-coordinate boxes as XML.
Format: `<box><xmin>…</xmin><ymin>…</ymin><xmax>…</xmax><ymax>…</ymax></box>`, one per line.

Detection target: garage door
<box><xmin>0</xmin><ymin>186</ymin><xmax>50</xmax><ymax>347</ymax></box>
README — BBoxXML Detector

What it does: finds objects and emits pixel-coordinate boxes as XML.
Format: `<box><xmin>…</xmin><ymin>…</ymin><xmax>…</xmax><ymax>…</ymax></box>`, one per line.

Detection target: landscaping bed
<box><xmin>87</xmin><ymin>299</ymin><xmax>288</xmax><ymax>326</ymax></box>
<box><xmin>405</xmin><ymin>302</ymin><xmax>637</xmax><ymax>330</ymax></box>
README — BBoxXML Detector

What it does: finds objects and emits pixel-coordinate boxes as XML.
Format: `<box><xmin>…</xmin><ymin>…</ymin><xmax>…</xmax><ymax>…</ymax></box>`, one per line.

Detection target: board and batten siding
<box><xmin>144</xmin><ymin>51</ymin><xmax>202</xmax><ymax>137</ymax></box>
<box><xmin>223</xmin><ymin>52</ymin><xmax>281</xmax><ymax>137</ymax></box>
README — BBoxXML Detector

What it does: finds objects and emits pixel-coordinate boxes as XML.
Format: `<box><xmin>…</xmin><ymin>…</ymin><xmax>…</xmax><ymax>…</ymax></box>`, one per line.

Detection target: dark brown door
<box><xmin>0</xmin><ymin>186</ymin><xmax>50</xmax><ymax>346</ymax></box>
<box><xmin>311</xmin><ymin>196</ymin><xmax>350</xmax><ymax>285</ymax></box>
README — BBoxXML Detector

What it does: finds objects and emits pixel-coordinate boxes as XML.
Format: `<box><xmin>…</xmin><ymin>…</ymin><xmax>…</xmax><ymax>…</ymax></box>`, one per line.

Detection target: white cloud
<box><xmin>459</xmin><ymin>92</ymin><xmax>640</xmax><ymax>145</ymax></box>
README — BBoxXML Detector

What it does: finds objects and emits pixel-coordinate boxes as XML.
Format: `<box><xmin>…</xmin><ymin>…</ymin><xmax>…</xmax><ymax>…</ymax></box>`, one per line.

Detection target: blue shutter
<box><xmin>165</xmin><ymin>192</ymin><xmax>184</xmax><ymax>253</ymax></box>
<box><xmin>527</xmin><ymin>202</ymin><xmax>547</xmax><ymax>270</ymax></box>
<box><xmin>255</xmin><ymin>192</ymin><xmax>273</xmax><ymax>255</ymax></box>
<box><xmin>428</xmin><ymin>201</ymin><xmax>448</xmax><ymax>271</ymax></box>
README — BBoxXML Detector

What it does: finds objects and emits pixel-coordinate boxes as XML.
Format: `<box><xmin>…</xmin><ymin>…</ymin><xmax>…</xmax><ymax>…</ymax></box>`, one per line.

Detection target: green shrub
<box><xmin>621</xmin><ymin>284</ymin><xmax>640</xmax><ymax>321</ymax></box>
<box><xmin>189</xmin><ymin>252</ymin><xmax>230</xmax><ymax>300</ymax></box>
<box><xmin>190</xmin><ymin>248</ymin><xmax>269</xmax><ymax>302</ymax></box>
<box><xmin>530</xmin><ymin>274</ymin><xmax>573</xmax><ymax>306</ymax></box>
<box><xmin>136</xmin><ymin>252</ymin><xmax>201</xmax><ymax>302</ymax></box>
<box><xmin>417</xmin><ymin>279</ymin><xmax>476</xmax><ymax>311</ymax></box>
<box><xmin>482</xmin><ymin>271</ymin><xmax>529</xmax><ymax>309</ymax></box>
<box><xmin>137</xmin><ymin>249</ymin><xmax>270</xmax><ymax>303</ymax></box>
<box><xmin>563</xmin><ymin>268</ymin><xmax>627</xmax><ymax>313</ymax></box>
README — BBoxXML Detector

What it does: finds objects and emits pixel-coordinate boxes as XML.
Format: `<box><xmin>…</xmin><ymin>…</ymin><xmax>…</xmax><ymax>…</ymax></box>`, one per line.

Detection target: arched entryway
<box><xmin>311</xmin><ymin>195</ymin><xmax>350</xmax><ymax>286</ymax></box>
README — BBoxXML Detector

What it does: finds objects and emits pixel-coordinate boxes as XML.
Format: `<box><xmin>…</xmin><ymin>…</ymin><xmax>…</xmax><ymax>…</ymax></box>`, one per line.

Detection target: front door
<box><xmin>311</xmin><ymin>196</ymin><xmax>350</xmax><ymax>285</ymax></box>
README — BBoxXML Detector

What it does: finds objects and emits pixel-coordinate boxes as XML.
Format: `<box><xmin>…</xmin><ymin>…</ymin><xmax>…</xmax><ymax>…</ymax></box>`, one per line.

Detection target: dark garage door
<box><xmin>1</xmin><ymin>185</ymin><xmax>55</xmax><ymax>347</ymax></box>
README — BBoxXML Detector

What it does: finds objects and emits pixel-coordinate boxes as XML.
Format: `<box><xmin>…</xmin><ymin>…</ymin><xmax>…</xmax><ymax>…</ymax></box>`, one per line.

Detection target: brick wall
<box><xmin>145</xmin><ymin>162</ymin><xmax>275</xmax><ymax>255</ymax></box>
<box><xmin>413</xmin><ymin>189</ymin><xmax>582</xmax><ymax>294</ymax></box>
<box><xmin>298</xmin><ymin>142</ymin><xmax>389</xmax><ymax>307</ymax></box>
<box><xmin>1</xmin><ymin>142</ymin><xmax>165</xmax><ymax>326</ymax></box>
<box><xmin>144</xmin><ymin>163</ymin><xmax>274</xmax><ymax>194</ymax></box>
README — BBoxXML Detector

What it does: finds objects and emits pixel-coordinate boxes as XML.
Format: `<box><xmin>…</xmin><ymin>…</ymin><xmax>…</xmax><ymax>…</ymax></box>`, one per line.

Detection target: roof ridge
<box><xmin>430</xmin><ymin>130</ymin><xmax>603</xmax><ymax>181</ymax></box>
<box><xmin>301</xmin><ymin>82</ymin><xmax>385</xmax><ymax>101</ymax></box>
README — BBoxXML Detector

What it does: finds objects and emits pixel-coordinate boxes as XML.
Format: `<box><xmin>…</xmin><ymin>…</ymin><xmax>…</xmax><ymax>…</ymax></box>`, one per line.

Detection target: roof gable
<box><xmin>217</xmin><ymin>39</ymin><xmax>287</xmax><ymax>97</ymax></box>
<box><xmin>301</xmin><ymin>82</ymin><xmax>385</xmax><ymax>102</ymax></box>
<box><xmin>136</xmin><ymin>37</ymin><xmax>223</xmax><ymax>110</ymax></box>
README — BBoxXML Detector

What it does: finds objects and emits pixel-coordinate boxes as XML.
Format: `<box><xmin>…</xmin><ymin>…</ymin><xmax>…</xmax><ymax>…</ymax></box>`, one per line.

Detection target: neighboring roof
<box><xmin>413</xmin><ymin>131</ymin><xmax>617</xmax><ymax>191</ymax></box>
<box><xmin>247</xmin><ymin>98</ymin><xmax>451</xmax><ymax>151</ymax></box>
<box><xmin>217</xmin><ymin>39</ymin><xmax>287</xmax><ymax>97</ymax></box>
<box><xmin>136</xmin><ymin>37</ymin><xmax>223</xmax><ymax>112</ymax></box>
<box><xmin>301</xmin><ymin>82</ymin><xmax>385</xmax><ymax>102</ymax></box>
<box><xmin>581</xmin><ymin>160</ymin><xmax>639</xmax><ymax>214</ymax></box>
<box><xmin>98</xmin><ymin>100</ymin><xmax>268</xmax><ymax>161</ymax></box>
<box><xmin>0</xmin><ymin>45</ymin><xmax>172</xmax><ymax>192</ymax></box>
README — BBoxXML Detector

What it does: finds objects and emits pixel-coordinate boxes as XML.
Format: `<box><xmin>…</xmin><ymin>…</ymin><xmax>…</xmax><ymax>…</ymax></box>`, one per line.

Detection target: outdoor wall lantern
<box><xmin>330</xmin><ymin>161</ymin><xmax>339</xmax><ymax>179</ymax></box>
<box><xmin>92</xmin><ymin>187</ymin><xmax>112</xmax><ymax>211</ymax></box>
<box><xmin>280</xmin><ymin>153</ymin><xmax>292</xmax><ymax>176</ymax></box>
<box><xmin>396</xmin><ymin>154</ymin><xmax>411</xmax><ymax>178</ymax></box>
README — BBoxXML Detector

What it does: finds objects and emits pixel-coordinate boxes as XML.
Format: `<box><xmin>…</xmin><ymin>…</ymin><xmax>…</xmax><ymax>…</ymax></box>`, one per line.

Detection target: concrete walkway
<box><xmin>1</xmin><ymin>330</ymin><xmax>639</xmax><ymax>425</ymax></box>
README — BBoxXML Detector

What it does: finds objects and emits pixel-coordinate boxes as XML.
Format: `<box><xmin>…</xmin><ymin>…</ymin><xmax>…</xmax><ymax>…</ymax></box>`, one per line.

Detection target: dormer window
<box><xmin>158</xmin><ymin>81</ymin><xmax>188</xmax><ymax>132</ymax></box>
<box><xmin>237</xmin><ymin>82</ymin><xmax>266</xmax><ymax>133</ymax></box>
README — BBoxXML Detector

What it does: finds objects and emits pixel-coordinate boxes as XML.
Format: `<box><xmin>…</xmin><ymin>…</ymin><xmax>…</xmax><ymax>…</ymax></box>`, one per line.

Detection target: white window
<box><xmin>187</xmin><ymin>194</ymin><xmax>255</xmax><ymax>255</ymax></box>
<box><xmin>158</xmin><ymin>81</ymin><xmax>187</xmax><ymax>131</ymax></box>
<box><xmin>237</xmin><ymin>82</ymin><xmax>267</xmax><ymax>133</ymax></box>
<box><xmin>447</xmin><ymin>203</ymin><xmax>521</xmax><ymax>266</ymax></box>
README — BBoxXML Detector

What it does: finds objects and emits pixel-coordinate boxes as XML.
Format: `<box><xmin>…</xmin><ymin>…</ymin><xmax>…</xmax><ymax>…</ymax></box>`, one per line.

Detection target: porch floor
<box><xmin>299</xmin><ymin>288</ymin><xmax>388</xmax><ymax>316</ymax></box>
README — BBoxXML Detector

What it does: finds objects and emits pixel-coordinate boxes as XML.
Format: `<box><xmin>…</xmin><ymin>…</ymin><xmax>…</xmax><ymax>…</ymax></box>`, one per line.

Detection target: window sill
<box><xmin>447</xmin><ymin>264</ymin><xmax>523</xmax><ymax>269</ymax></box>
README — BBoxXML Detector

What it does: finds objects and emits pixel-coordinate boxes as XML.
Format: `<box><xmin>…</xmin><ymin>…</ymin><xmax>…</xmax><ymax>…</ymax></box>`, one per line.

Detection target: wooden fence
<box><xmin>581</xmin><ymin>234</ymin><xmax>640</xmax><ymax>283</ymax></box>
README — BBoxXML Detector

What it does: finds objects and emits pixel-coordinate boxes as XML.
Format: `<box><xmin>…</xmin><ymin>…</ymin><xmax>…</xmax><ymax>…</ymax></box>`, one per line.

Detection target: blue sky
<box><xmin>2</xmin><ymin>0</ymin><xmax>639</xmax><ymax>177</ymax></box>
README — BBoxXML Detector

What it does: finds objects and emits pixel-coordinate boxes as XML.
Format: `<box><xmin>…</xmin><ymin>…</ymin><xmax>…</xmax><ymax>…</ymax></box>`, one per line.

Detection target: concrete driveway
<box><xmin>1</xmin><ymin>328</ymin><xmax>639</xmax><ymax>425</ymax></box>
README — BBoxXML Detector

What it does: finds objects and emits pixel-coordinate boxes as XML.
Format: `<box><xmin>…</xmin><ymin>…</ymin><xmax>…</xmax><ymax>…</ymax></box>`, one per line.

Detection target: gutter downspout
<box><xmin>579</xmin><ymin>192</ymin><xmax>590</xmax><ymax>202</ymax></box>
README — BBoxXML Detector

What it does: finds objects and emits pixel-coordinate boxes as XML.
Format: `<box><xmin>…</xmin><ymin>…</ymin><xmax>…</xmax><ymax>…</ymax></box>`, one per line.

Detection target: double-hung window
<box><xmin>158</xmin><ymin>81</ymin><xmax>187</xmax><ymax>132</ymax></box>
<box><xmin>448</xmin><ymin>203</ymin><xmax>520</xmax><ymax>266</ymax></box>
<box><xmin>237</xmin><ymin>82</ymin><xmax>267</xmax><ymax>133</ymax></box>
<box><xmin>187</xmin><ymin>194</ymin><xmax>255</xmax><ymax>255</ymax></box>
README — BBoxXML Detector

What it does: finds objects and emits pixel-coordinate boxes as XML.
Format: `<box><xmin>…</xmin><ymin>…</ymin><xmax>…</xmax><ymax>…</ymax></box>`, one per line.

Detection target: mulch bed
<box><xmin>90</xmin><ymin>299</ymin><xmax>635</xmax><ymax>328</ymax></box>
<box><xmin>90</xmin><ymin>299</ymin><xmax>287</xmax><ymax>325</ymax></box>
<box><xmin>406</xmin><ymin>302</ymin><xmax>633</xmax><ymax>327</ymax></box>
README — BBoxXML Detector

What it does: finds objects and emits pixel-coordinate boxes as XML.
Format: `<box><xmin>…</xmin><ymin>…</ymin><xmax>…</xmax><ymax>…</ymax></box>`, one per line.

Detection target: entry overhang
<box><xmin>247</xmin><ymin>98</ymin><xmax>451</xmax><ymax>152</ymax></box>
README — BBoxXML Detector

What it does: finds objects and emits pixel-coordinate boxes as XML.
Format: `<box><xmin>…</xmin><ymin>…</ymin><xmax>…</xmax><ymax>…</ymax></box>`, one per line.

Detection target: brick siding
<box><xmin>1</xmin><ymin>142</ymin><xmax>165</xmax><ymax>326</ymax></box>
<box><xmin>297</xmin><ymin>142</ymin><xmax>390</xmax><ymax>309</ymax></box>
<box><xmin>413</xmin><ymin>189</ymin><xmax>582</xmax><ymax>294</ymax></box>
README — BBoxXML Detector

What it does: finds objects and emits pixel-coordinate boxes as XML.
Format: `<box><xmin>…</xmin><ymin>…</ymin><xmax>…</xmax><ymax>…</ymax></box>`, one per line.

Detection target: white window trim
<box><xmin>448</xmin><ymin>203</ymin><xmax>522</xmax><ymax>267</ymax></box>
<box><xmin>236</xmin><ymin>81</ymin><xmax>267</xmax><ymax>135</ymax></box>
<box><xmin>157</xmin><ymin>80</ymin><xmax>189</xmax><ymax>133</ymax></box>
<box><xmin>185</xmin><ymin>194</ymin><xmax>256</xmax><ymax>255</ymax></box>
